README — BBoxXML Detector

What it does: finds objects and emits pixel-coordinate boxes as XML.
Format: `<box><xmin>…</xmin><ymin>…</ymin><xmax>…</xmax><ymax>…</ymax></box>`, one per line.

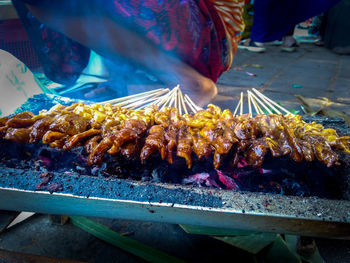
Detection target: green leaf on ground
<box><xmin>179</xmin><ymin>224</ymin><xmax>256</xmax><ymax>236</ymax></box>
<box><xmin>214</xmin><ymin>233</ymin><xmax>278</xmax><ymax>254</ymax></box>
<box><xmin>263</xmin><ymin>234</ymin><xmax>302</xmax><ymax>263</ymax></box>
<box><xmin>302</xmin><ymin>246</ymin><xmax>324</xmax><ymax>263</ymax></box>
<box><xmin>290</xmin><ymin>109</ymin><xmax>300</xmax><ymax>115</ymax></box>
<box><xmin>70</xmin><ymin>216</ymin><xmax>185</xmax><ymax>263</ymax></box>
<box><xmin>284</xmin><ymin>235</ymin><xmax>324</xmax><ymax>263</ymax></box>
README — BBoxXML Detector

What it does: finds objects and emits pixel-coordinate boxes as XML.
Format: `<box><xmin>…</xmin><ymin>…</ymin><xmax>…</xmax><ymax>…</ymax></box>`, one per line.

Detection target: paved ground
<box><xmin>215</xmin><ymin>41</ymin><xmax>350</xmax><ymax>116</ymax></box>
<box><xmin>1</xmin><ymin>43</ymin><xmax>350</xmax><ymax>263</ymax></box>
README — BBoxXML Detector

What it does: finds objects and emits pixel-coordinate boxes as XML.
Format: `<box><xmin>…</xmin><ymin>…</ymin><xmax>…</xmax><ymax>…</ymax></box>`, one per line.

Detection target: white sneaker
<box><xmin>238</xmin><ymin>39</ymin><xmax>266</xmax><ymax>53</ymax></box>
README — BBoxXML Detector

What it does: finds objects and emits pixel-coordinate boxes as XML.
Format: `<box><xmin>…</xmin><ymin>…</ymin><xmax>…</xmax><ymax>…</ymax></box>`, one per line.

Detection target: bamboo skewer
<box><xmin>168</xmin><ymin>90</ymin><xmax>177</xmax><ymax>108</ymax></box>
<box><xmin>97</xmin><ymin>84</ymin><xmax>204</xmax><ymax>114</ymax></box>
<box><xmin>184</xmin><ymin>96</ymin><xmax>198</xmax><ymax>113</ymax></box>
<box><xmin>240</xmin><ymin>92</ymin><xmax>244</xmax><ymax>115</ymax></box>
<box><xmin>252</xmin><ymin>89</ymin><xmax>282</xmax><ymax>115</ymax></box>
<box><xmin>180</xmin><ymin>91</ymin><xmax>188</xmax><ymax>115</ymax></box>
<box><xmin>254</xmin><ymin>97</ymin><xmax>264</xmax><ymax>114</ymax></box>
<box><xmin>122</xmin><ymin>89</ymin><xmax>170</xmax><ymax>108</ymax></box>
<box><xmin>154</xmin><ymin>94</ymin><xmax>170</xmax><ymax>106</ymax></box>
<box><xmin>101</xmin><ymin>88</ymin><xmax>166</xmax><ymax>105</ymax></box>
<box><xmin>233</xmin><ymin>99</ymin><xmax>241</xmax><ymax>116</ymax></box>
<box><xmin>252</xmin><ymin>88</ymin><xmax>292</xmax><ymax>115</ymax></box>
<box><xmin>160</xmin><ymin>87</ymin><xmax>178</xmax><ymax>110</ymax></box>
<box><xmin>178</xmin><ymin>89</ymin><xmax>185</xmax><ymax>115</ymax></box>
<box><xmin>247</xmin><ymin>90</ymin><xmax>262</xmax><ymax>115</ymax></box>
<box><xmin>122</xmin><ymin>91</ymin><xmax>166</xmax><ymax>109</ymax></box>
<box><xmin>174</xmin><ymin>88</ymin><xmax>178</xmax><ymax>110</ymax></box>
<box><xmin>249</xmin><ymin>91</ymin><xmax>273</xmax><ymax>114</ymax></box>
<box><xmin>155</xmin><ymin>93</ymin><xmax>173</xmax><ymax>106</ymax></box>
<box><xmin>96</xmin><ymin>84</ymin><xmax>291</xmax><ymax>118</ymax></box>
<box><xmin>177</xmin><ymin>89</ymin><xmax>181</xmax><ymax>115</ymax></box>
<box><xmin>114</xmin><ymin>90</ymin><xmax>167</xmax><ymax>107</ymax></box>
<box><xmin>184</xmin><ymin>95</ymin><xmax>202</xmax><ymax>112</ymax></box>
<box><xmin>170</xmin><ymin>86</ymin><xmax>180</xmax><ymax>108</ymax></box>
<box><xmin>248</xmin><ymin>91</ymin><xmax>252</xmax><ymax>117</ymax></box>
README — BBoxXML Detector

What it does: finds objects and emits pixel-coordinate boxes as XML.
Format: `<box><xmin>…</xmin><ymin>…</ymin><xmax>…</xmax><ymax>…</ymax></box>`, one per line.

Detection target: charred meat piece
<box><xmin>29</xmin><ymin>116</ymin><xmax>55</xmax><ymax>143</ymax></box>
<box><xmin>49</xmin><ymin>114</ymin><xmax>89</xmax><ymax>136</ymax></box>
<box><xmin>85</xmin><ymin>135</ymin><xmax>102</xmax><ymax>154</ymax></box>
<box><xmin>177</xmin><ymin>127</ymin><xmax>193</xmax><ymax>168</ymax></box>
<box><xmin>164</xmin><ymin>125</ymin><xmax>178</xmax><ymax>164</ymax></box>
<box><xmin>108</xmin><ymin>119</ymin><xmax>147</xmax><ymax>154</ymax></box>
<box><xmin>88</xmin><ymin>136</ymin><xmax>113</xmax><ymax>165</ymax></box>
<box><xmin>244</xmin><ymin>138</ymin><xmax>268</xmax><ymax>168</ymax></box>
<box><xmin>141</xmin><ymin>125</ymin><xmax>166</xmax><ymax>162</ymax></box>
<box><xmin>64</xmin><ymin>129</ymin><xmax>101</xmax><ymax>151</ymax></box>
<box><xmin>4</xmin><ymin>128</ymin><xmax>31</xmax><ymax>143</ymax></box>
<box><xmin>193</xmin><ymin>134</ymin><xmax>212</xmax><ymax>160</ymax></box>
<box><xmin>42</xmin><ymin>131</ymin><xmax>66</xmax><ymax>144</ymax></box>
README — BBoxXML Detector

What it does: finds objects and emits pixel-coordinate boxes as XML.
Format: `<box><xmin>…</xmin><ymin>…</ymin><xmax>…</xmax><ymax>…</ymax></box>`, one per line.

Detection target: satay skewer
<box><xmin>155</xmin><ymin>90</ymin><xmax>175</xmax><ymax>107</ymax></box>
<box><xmin>248</xmin><ymin>90</ymin><xmax>262</xmax><ymax>115</ymax></box>
<box><xmin>160</xmin><ymin>86</ymin><xmax>178</xmax><ymax>110</ymax></box>
<box><xmin>249</xmin><ymin>91</ymin><xmax>273</xmax><ymax>114</ymax></box>
<box><xmin>101</xmin><ymin>88</ymin><xmax>166</xmax><ymax>105</ymax></box>
<box><xmin>251</xmin><ymin>89</ymin><xmax>283</xmax><ymax>115</ymax></box>
<box><xmin>248</xmin><ymin>91</ymin><xmax>252</xmax><ymax>117</ymax></box>
<box><xmin>122</xmin><ymin>90</ymin><xmax>167</xmax><ymax>109</ymax></box>
<box><xmin>181</xmin><ymin>92</ymin><xmax>188</xmax><ymax>115</ymax></box>
<box><xmin>239</xmin><ymin>92</ymin><xmax>244</xmax><ymax>115</ymax></box>
<box><xmin>177</xmin><ymin>89</ymin><xmax>182</xmax><ymax>115</ymax></box>
<box><xmin>114</xmin><ymin>89</ymin><xmax>168</xmax><ymax>107</ymax></box>
<box><xmin>121</xmin><ymin>88</ymin><xmax>170</xmax><ymax>108</ymax></box>
<box><xmin>233</xmin><ymin>98</ymin><xmax>241</xmax><ymax>116</ymax></box>
<box><xmin>184</xmin><ymin>95</ymin><xmax>202</xmax><ymax>112</ymax></box>
<box><xmin>174</xmin><ymin>87</ymin><xmax>178</xmax><ymax>110</ymax></box>
<box><xmin>177</xmin><ymin>88</ymin><xmax>187</xmax><ymax>115</ymax></box>
<box><xmin>184</xmin><ymin>96</ymin><xmax>198</xmax><ymax>113</ymax></box>
<box><xmin>167</xmin><ymin>86</ymin><xmax>179</xmax><ymax>108</ymax></box>
<box><xmin>252</xmin><ymin>88</ymin><xmax>293</xmax><ymax>116</ymax></box>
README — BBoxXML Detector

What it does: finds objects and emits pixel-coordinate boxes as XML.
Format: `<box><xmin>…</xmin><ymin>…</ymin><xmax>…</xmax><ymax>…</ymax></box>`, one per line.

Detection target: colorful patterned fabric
<box><xmin>210</xmin><ymin>0</ymin><xmax>245</xmax><ymax>67</ymax></box>
<box><xmin>13</xmin><ymin>0</ymin><xmax>244</xmax><ymax>85</ymax></box>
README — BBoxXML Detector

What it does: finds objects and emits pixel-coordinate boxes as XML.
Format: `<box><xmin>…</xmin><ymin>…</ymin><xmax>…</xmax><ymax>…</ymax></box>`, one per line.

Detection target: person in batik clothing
<box><xmin>12</xmin><ymin>0</ymin><xmax>245</xmax><ymax>106</ymax></box>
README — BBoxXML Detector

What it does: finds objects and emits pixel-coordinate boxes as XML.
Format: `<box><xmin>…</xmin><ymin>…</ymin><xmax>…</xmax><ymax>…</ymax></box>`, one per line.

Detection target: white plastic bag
<box><xmin>0</xmin><ymin>49</ymin><xmax>43</xmax><ymax>116</ymax></box>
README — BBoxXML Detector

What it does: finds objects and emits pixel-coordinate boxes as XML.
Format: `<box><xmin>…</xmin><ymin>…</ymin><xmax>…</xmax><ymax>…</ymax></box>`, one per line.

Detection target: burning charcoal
<box><xmin>216</xmin><ymin>170</ymin><xmax>239</xmax><ymax>190</ymax></box>
<box><xmin>237</xmin><ymin>158</ymin><xmax>248</xmax><ymax>168</ymax></box>
<box><xmin>183</xmin><ymin>173</ymin><xmax>221</xmax><ymax>189</ymax></box>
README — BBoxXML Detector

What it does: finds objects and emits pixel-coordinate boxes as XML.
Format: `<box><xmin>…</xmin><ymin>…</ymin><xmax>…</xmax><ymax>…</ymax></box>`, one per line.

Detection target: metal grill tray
<box><xmin>0</xmin><ymin>116</ymin><xmax>350</xmax><ymax>239</ymax></box>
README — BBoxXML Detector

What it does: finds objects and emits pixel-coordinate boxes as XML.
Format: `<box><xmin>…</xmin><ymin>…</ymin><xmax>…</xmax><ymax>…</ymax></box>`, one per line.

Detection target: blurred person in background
<box><xmin>239</xmin><ymin>0</ymin><xmax>340</xmax><ymax>53</ymax></box>
<box><xmin>322</xmin><ymin>0</ymin><xmax>350</xmax><ymax>55</ymax></box>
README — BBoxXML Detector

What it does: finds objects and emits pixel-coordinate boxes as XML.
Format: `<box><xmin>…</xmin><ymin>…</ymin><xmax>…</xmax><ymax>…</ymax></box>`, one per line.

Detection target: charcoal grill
<box><xmin>0</xmin><ymin>115</ymin><xmax>350</xmax><ymax>239</ymax></box>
